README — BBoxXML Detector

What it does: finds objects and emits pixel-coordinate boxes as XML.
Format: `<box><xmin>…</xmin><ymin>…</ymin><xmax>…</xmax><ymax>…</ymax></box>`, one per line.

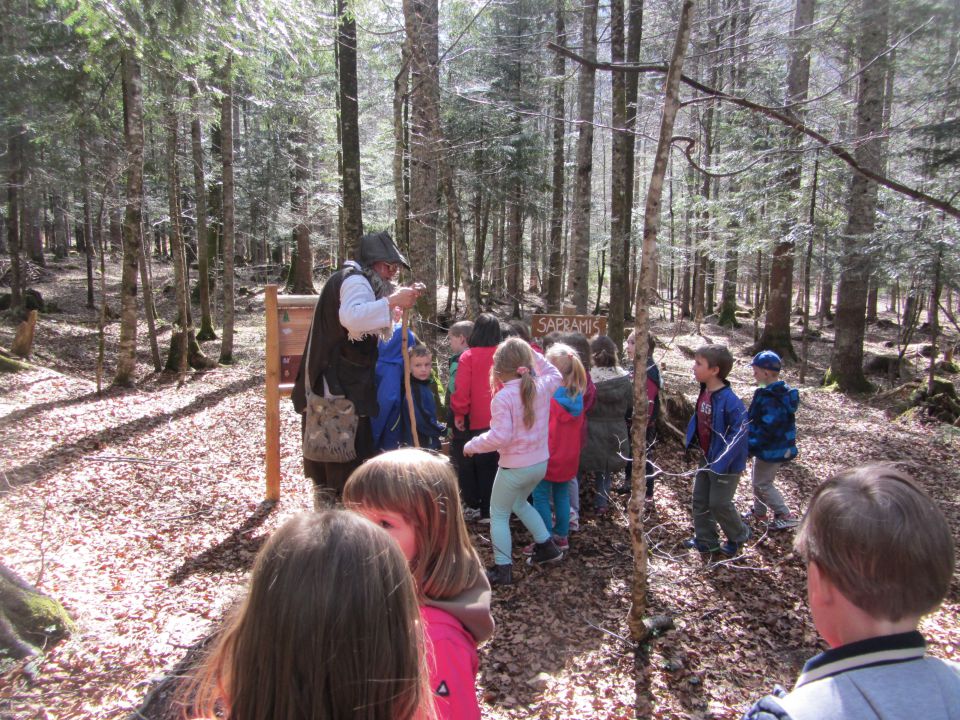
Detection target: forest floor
<box><xmin>1</xmin><ymin>255</ymin><xmax>959</xmax><ymax>720</ymax></box>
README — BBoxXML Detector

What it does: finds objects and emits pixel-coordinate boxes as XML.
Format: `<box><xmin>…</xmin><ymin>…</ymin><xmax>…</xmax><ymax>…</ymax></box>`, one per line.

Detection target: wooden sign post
<box><xmin>530</xmin><ymin>313</ymin><xmax>607</xmax><ymax>338</ymax></box>
<box><xmin>264</xmin><ymin>285</ymin><xmax>318</xmax><ymax>501</ymax></box>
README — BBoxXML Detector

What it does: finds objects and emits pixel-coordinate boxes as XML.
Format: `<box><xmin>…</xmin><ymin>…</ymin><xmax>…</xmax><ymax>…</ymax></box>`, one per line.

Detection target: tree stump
<box><xmin>11</xmin><ymin>310</ymin><xmax>38</xmax><ymax>358</ymax></box>
<box><xmin>0</xmin><ymin>563</ymin><xmax>74</xmax><ymax>660</ymax></box>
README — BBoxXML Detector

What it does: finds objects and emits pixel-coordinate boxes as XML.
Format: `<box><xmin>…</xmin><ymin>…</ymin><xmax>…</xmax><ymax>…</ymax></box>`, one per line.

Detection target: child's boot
<box><xmin>527</xmin><ymin>538</ymin><xmax>563</xmax><ymax>565</ymax></box>
<box><xmin>486</xmin><ymin>564</ymin><xmax>513</xmax><ymax>586</ymax></box>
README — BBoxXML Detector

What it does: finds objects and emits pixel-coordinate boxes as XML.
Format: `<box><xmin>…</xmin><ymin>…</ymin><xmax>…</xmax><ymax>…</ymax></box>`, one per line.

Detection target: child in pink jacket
<box><xmin>463</xmin><ymin>338</ymin><xmax>563</xmax><ymax>586</ymax></box>
<box><xmin>345</xmin><ymin>450</ymin><xmax>494</xmax><ymax>720</ymax></box>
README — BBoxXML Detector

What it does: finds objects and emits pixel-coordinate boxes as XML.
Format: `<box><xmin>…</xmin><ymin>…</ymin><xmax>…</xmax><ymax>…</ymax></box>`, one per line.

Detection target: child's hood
<box><xmin>553</xmin><ymin>386</ymin><xmax>584</xmax><ymax>417</ymax></box>
<box><xmin>423</xmin><ymin>570</ymin><xmax>495</xmax><ymax>644</ymax></box>
<box><xmin>761</xmin><ymin>380</ymin><xmax>800</xmax><ymax>412</ymax></box>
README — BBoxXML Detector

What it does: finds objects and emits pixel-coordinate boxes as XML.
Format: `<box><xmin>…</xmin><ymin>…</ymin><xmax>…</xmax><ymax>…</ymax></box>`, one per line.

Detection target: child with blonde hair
<box><xmin>464</xmin><ymin>337</ymin><xmax>563</xmax><ymax>585</ymax></box>
<box><xmin>185</xmin><ymin>511</ymin><xmax>432</xmax><ymax>720</ymax></box>
<box><xmin>344</xmin><ymin>449</ymin><xmax>494</xmax><ymax>720</ymax></box>
<box><xmin>524</xmin><ymin>343</ymin><xmax>587</xmax><ymax>555</ymax></box>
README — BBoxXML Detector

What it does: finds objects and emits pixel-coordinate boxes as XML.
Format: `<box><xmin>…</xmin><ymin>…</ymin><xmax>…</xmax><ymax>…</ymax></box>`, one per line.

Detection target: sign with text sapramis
<box><xmin>530</xmin><ymin>314</ymin><xmax>607</xmax><ymax>338</ymax></box>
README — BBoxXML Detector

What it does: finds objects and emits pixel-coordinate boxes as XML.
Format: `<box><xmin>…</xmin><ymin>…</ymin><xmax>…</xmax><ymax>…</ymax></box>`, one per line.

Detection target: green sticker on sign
<box><xmin>282</xmin><ymin>310</ymin><xmax>290</xmax><ymax>323</ymax></box>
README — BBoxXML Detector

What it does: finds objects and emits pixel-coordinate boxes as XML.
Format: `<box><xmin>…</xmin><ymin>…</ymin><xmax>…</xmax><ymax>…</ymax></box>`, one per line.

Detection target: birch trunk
<box><xmin>628</xmin><ymin>0</ymin><xmax>694</xmax><ymax>644</ymax></box>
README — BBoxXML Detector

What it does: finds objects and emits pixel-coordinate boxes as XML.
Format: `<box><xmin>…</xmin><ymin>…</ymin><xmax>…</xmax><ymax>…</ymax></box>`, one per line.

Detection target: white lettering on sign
<box><xmin>531</xmin><ymin>314</ymin><xmax>607</xmax><ymax>338</ymax></box>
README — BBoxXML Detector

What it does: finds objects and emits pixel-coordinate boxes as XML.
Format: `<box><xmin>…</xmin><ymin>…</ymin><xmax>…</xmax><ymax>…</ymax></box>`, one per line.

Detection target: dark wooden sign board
<box><xmin>265</xmin><ymin>285</ymin><xmax>318</xmax><ymax>500</ymax></box>
<box><xmin>530</xmin><ymin>313</ymin><xmax>607</xmax><ymax>338</ymax></box>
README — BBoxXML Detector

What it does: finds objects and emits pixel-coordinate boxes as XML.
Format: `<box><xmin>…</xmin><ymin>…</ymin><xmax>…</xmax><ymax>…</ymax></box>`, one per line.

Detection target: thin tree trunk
<box><xmin>114</xmin><ymin>50</ymin><xmax>146</xmax><ymax>386</ymax></box>
<box><xmin>546</xmin><ymin>0</ymin><xmax>565</xmax><ymax>312</ymax></box>
<box><xmin>191</xmin><ymin>80</ymin><xmax>216</xmax><ymax>341</ymax></box>
<box><xmin>6</xmin><ymin>127</ymin><xmax>24</xmax><ymax>313</ymax></box>
<box><xmin>394</xmin><ymin>39</ymin><xmax>410</xmax><ymax>249</ymax></box>
<box><xmin>927</xmin><ymin>247</ymin><xmax>942</xmax><ymax>396</ymax></box>
<box><xmin>629</xmin><ymin>0</ymin><xmax>694</xmax><ymax>645</ymax></box>
<box><xmin>568</xmin><ymin>0</ymin><xmax>598</xmax><ymax>313</ymax></box>
<box><xmin>219</xmin><ymin>55</ymin><xmax>236</xmax><ymax>365</ymax></box>
<box><xmin>800</xmin><ymin>152</ymin><xmax>819</xmax><ymax>383</ymax></box>
<box><xmin>79</xmin><ymin>133</ymin><xmax>95</xmax><ymax>309</ymax></box>
<box><xmin>290</xmin><ymin>117</ymin><xmax>315</xmax><ymax>294</ymax></box>
<box><xmin>338</xmin><ymin>0</ymin><xmax>364</xmax><ymax>252</ymax></box>
<box><xmin>163</xmin><ymin>82</ymin><xmax>196</xmax><ymax>379</ymax></box>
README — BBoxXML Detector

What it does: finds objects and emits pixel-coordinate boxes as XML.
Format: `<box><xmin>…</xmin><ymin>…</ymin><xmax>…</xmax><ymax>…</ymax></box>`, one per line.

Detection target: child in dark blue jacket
<box><xmin>743</xmin><ymin>350</ymin><xmax>800</xmax><ymax>531</ymax></box>
<box><xmin>402</xmin><ymin>344</ymin><xmax>446</xmax><ymax>450</ymax></box>
<box><xmin>684</xmin><ymin>344</ymin><xmax>750</xmax><ymax>557</ymax></box>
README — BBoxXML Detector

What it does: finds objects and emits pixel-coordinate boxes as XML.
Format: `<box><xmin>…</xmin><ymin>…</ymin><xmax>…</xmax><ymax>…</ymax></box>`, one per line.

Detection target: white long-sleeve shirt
<box><xmin>338</xmin><ymin>261</ymin><xmax>391</xmax><ymax>341</ymax></box>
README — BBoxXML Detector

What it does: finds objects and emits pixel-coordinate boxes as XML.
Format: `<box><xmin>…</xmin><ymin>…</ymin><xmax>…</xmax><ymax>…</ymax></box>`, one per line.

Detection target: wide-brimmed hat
<box><xmin>358</xmin><ymin>231</ymin><xmax>410</xmax><ymax>270</ymax></box>
<box><xmin>751</xmin><ymin>350</ymin><xmax>782</xmax><ymax>371</ymax></box>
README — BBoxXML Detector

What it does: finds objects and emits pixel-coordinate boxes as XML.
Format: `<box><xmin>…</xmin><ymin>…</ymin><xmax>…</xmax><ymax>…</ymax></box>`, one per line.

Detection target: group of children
<box><xmin>181</xmin><ymin>315</ymin><xmax>959</xmax><ymax>720</ymax></box>
<box><xmin>183</xmin><ymin>458</ymin><xmax>959</xmax><ymax>720</ymax></box>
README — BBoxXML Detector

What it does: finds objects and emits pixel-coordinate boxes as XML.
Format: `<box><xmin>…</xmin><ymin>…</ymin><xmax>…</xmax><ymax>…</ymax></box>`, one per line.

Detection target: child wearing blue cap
<box><xmin>743</xmin><ymin>350</ymin><xmax>800</xmax><ymax>531</ymax></box>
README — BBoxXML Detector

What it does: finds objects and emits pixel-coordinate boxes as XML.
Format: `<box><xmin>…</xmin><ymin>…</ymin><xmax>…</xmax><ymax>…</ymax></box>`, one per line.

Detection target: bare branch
<box><xmin>546</xmin><ymin>41</ymin><xmax>960</xmax><ymax>221</ymax></box>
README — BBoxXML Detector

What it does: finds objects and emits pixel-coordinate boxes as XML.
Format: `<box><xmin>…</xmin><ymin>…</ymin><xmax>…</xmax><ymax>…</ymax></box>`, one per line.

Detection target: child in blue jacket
<box><xmin>743</xmin><ymin>350</ymin><xmax>800</xmax><ymax>531</ymax></box>
<box><xmin>684</xmin><ymin>344</ymin><xmax>750</xmax><ymax>557</ymax></box>
<box><xmin>402</xmin><ymin>344</ymin><xmax>446</xmax><ymax>450</ymax></box>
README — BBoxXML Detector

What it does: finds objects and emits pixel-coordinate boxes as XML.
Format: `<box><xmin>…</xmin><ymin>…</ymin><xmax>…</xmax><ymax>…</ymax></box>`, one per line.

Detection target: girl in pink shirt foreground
<box><xmin>344</xmin><ymin>449</ymin><xmax>494</xmax><ymax>720</ymax></box>
<box><xmin>463</xmin><ymin>338</ymin><xmax>563</xmax><ymax>586</ymax></box>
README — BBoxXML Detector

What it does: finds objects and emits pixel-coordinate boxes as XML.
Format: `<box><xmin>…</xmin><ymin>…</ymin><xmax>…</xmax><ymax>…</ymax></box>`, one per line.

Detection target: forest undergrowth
<box><xmin>1</xmin><ymin>257</ymin><xmax>958</xmax><ymax>720</ymax></box>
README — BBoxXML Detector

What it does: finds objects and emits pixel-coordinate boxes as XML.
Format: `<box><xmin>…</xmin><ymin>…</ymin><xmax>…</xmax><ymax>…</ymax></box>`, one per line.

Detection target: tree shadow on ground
<box><xmin>168</xmin><ymin>500</ymin><xmax>276</xmax><ymax>585</ymax></box>
<box><xmin>1</xmin><ymin>388</ymin><xmax>105</xmax><ymax>427</ymax></box>
<box><xmin>0</xmin><ymin>374</ymin><xmax>262</xmax><ymax>492</ymax></box>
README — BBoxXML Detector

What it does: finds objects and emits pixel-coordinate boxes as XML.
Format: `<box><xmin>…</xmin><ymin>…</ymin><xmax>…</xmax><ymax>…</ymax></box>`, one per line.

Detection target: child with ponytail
<box><xmin>525</xmin><ymin>343</ymin><xmax>587</xmax><ymax>556</ymax></box>
<box><xmin>344</xmin><ymin>449</ymin><xmax>494</xmax><ymax>720</ymax></box>
<box><xmin>463</xmin><ymin>337</ymin><xmax>564</xmax><ymax>586</ymax></box>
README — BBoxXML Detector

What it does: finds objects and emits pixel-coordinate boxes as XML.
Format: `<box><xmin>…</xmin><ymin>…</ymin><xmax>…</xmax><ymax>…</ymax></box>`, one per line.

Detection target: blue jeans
<box><xmin>490</xmin><ymin>462</ymin><xmax>550</xmax><ymax>565</ymax></box>
<box><xmin>532</xmin><ymin>479</ymin><xmax>571</xmax><ymax>538</ymax></box>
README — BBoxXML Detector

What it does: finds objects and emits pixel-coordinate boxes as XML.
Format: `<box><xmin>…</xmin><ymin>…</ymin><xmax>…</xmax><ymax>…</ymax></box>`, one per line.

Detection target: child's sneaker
<box><xmin>568</xmin><ymin>516</ymin><xmax>580</xmax><ymax>532</ymax></box>
<box><xmin>718</xmin><ymin>527</ymin><xmax>752</xmax><ymax>557</ymax></box>
<box><xmin>521</xmin><ymin>541</ymin><xmax>536</xmax><ymax>556</ymax></box>
<box><xmin>553</xmin><ymin>535</ymin><xmax>570</xmax><ymax>552</ymax></box>
<box><xmin>683</xmin><ymin>537</ymin><xmax>720</xmax><ymax>553</ymax></box>
<box><xmin>527</xmin><ymin>538</ymin><xmax>564</xmax><ymax>565</ymax></box>
<box><xmin>769</xmin><ymin>513</ymin><xmax>799</xmax><ymax>531</ymax></box>
<box><xmin>463</xmin><ymin>506</ymin><xmax>481</xmax><ymax>521</ymax></box>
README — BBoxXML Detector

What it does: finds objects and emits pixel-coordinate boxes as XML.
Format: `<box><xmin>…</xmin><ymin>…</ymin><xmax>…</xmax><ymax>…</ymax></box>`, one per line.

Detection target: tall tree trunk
<box><xmin>337</xmin><ymin>0</ymin><xmax>364</xmax><ymax>252</ymax></box>
<box><xmin>191</xmin><ymin>80</ymin><xmax>217</xmax><ymax>342</ymax></box>
<box><xmin>114</xmin><ymin>50</ymin><xmax>145</xmax><ymax>386</ymax></box>
<box><xmin>404</xmin><ymin>0</ymin><xmax>440</xmax><ymax>340</ymax></box>
<box><xmin>546</xmin><ymin>0</ymin><xmax>566</xmax><ymax>312</ymax></box>
<box><xmin>394</xmin><ymin>39</ymin><xmax>410</xmax><ymax>249</ymax></box>
<box><xmin>441</xmin><ymin>151</ymin><xmax>477</xmax><ymax>317</ymax></box>
<box><xmin>506</xmin><ymin>186</ymin><xmax>523</xmax><ymax>315</ymax></box>
<box><xmin>629</xmin><ymin>0</ymin><xmax>695</xmax><ymax>645</ymax></box>
<box><xmin>290</xmin><ymin>117</ymin><xmax>315</xmax><ymax>294</ymax></box>
<box><xmin>219</xmin><ymin>55</ymin><xmax>236</xmax><ymax>365</ymax></box>
<box><xmin>568</xmin><ymin>0</ymin><xmax>598</xmax><ymax>313</ymax></box>
<box><xmin>6</xmin><ymin>127</ymin><xmax>24</xmax><ymax>313</ymax></box>
<box><xmin>757</xmin><ymin>0</ymin><xmax>815</xmax><ymax>358</ymax></box>
<box><xmin>79</xmin><ymin>133</ymin><xmax>95</xmax><ymax>309</ymax></box>
<box><xmin>828</xmin><ymin>0</ymin><xmax>889</xmax><ymax>392</ymax></box>
<box><xmin>609</xmin><ymin>0</ymin><xmax>635</xmax><ymax>348</ymax></box>
<box><xmin>163</xmin><ymin>82</ymin><xmax>196</xmax><ymax>377</ymax></box>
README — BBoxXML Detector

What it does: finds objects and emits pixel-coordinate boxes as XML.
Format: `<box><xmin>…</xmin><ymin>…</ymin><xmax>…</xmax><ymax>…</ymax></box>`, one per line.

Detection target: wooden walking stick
<box><xmin>401</xmin><ymin>308</ymin><xmax>421</xmax><ymax>448</ymax></box>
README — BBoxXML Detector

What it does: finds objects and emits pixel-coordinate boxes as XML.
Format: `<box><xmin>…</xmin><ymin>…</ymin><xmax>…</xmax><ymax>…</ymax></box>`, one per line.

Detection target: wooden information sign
<box><xmin>264</xmin><ymin>285</ymin><xmax>318</xmax><ymax>500</ymax></box>
<box><xmin>530</xmin><ymin>313</ymin><xmax>607</xmax><ymax>338</ymax></box>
